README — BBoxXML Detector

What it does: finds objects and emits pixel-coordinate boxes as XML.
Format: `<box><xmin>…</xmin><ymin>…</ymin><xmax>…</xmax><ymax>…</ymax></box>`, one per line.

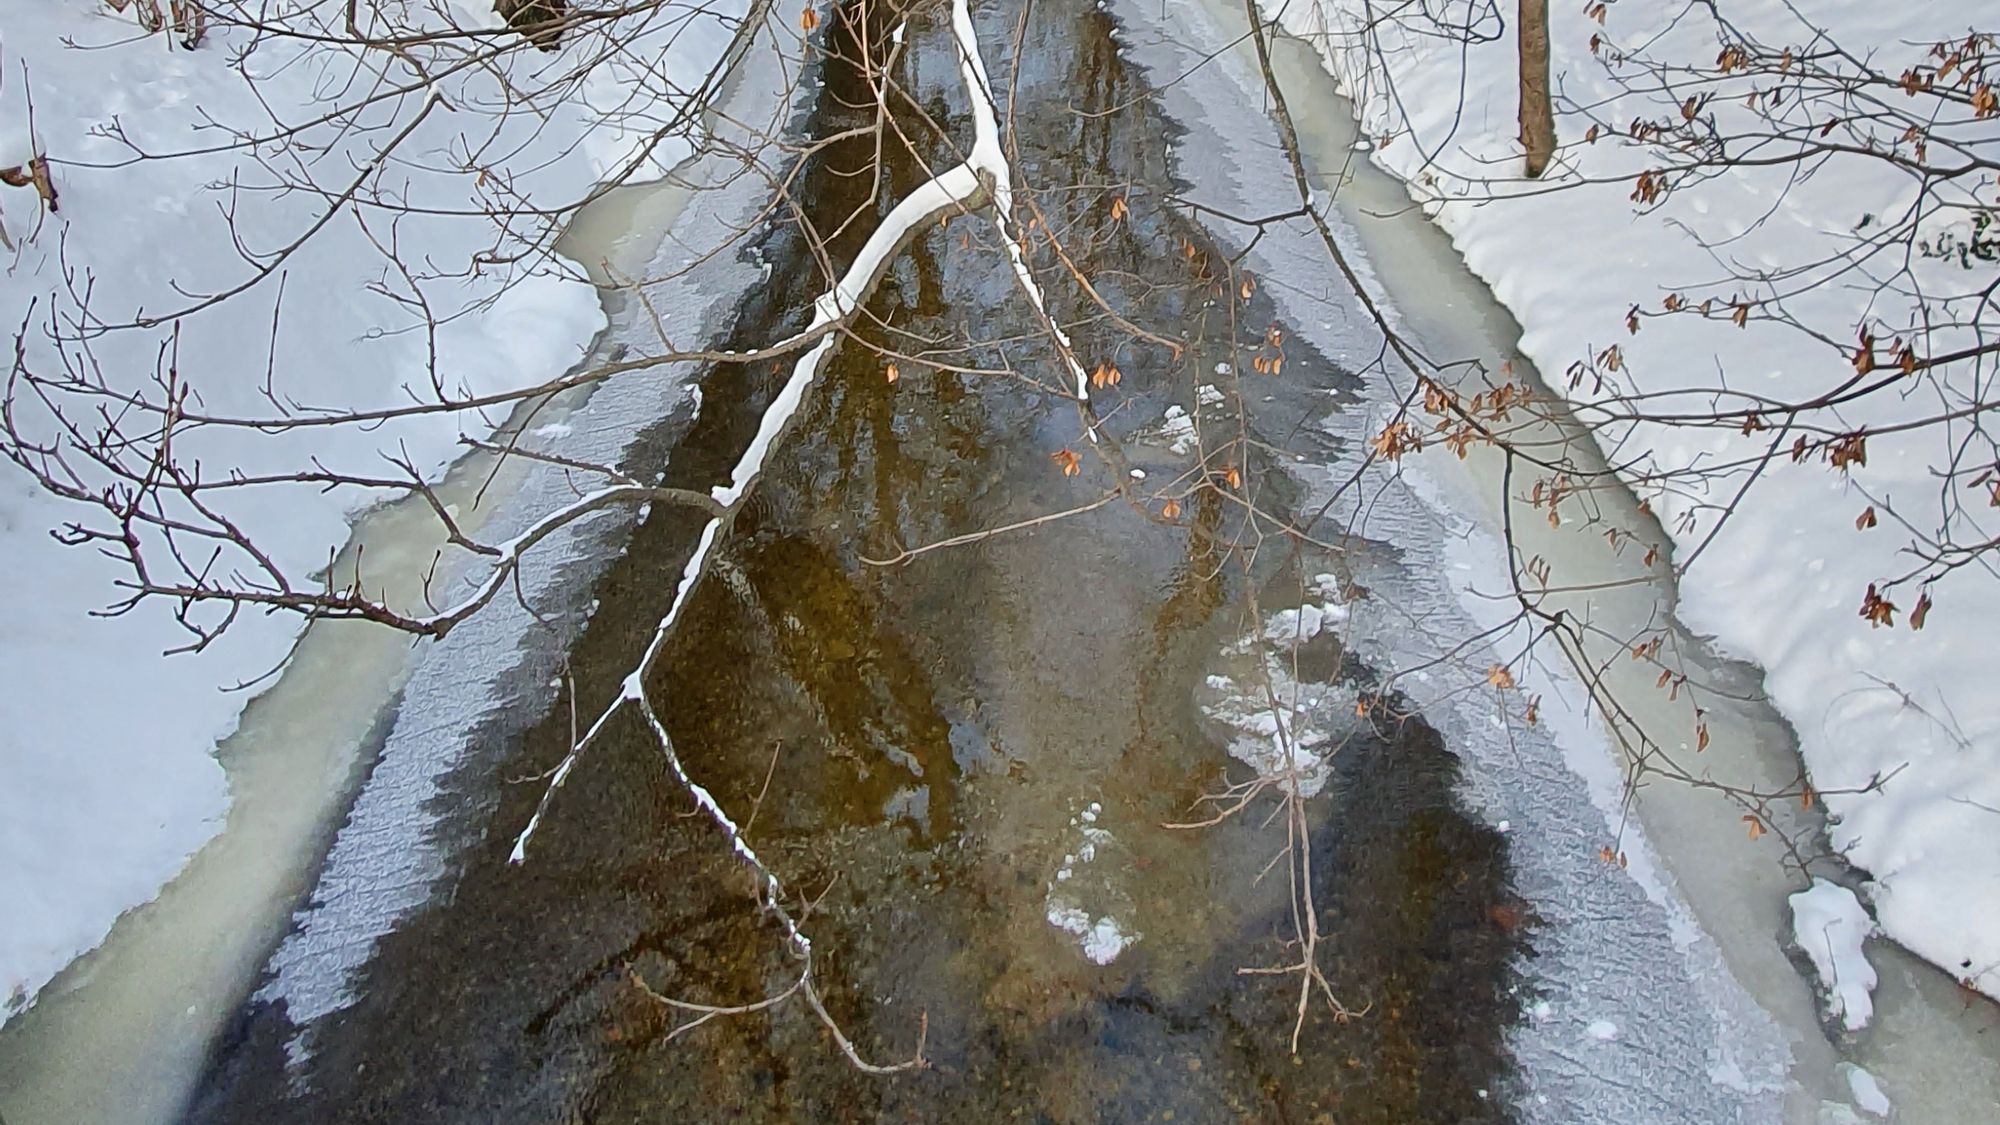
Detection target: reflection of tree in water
<box><xmin>1011</xmin><ymin>1</ymin><xmax>1179</xmax><ymax>383</ymax></box>
<box><xmin>689</xmin><ymin>527</ymin><xmax>961</xmax><ymax>840</ymax></box>
<box><xmin>192</xmin><ymin>0</ymin><xmax>1528</xmax><ymax>1118</ymax></box>
<box><xmin>805</xmin><ymin>237</ymin><xmax>993</xmax><ymax>558</ymax></box>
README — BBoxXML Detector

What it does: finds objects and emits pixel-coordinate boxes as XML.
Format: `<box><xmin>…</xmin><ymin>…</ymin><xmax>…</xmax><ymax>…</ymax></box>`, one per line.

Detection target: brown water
<box><xmin>188</xmin><ymin>2</ymin><xmax>1524</xmax><ymax>1120</ymax></box>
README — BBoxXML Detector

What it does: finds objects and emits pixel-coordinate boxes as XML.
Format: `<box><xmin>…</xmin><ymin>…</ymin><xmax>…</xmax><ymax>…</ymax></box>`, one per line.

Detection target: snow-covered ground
<box><xmin>0</xmin><ymin>0</ymin><xmax>746</xmax><ymax>1026</ymax></box>
<box><xmin>1258</xmin><ymin>0</ymin><xmax>2000</xmax><ymax>1001</ymax></box>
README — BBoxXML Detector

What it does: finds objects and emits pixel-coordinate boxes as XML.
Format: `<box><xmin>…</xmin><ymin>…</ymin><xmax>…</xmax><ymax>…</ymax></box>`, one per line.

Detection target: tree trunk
<box><xmin>1519</xmin><ymin>0</ymin><xmax>1556</xmax><ymax>177</ymax></box>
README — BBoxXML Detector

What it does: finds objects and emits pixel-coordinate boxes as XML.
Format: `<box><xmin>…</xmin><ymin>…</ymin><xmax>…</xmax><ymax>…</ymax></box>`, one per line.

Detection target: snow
<box><xmin>1151</xmin><ymin>385</ymin><xmax>1229</xmax><ymax>454</ymax></box>
<box><xmin>1196</xmin><ymin>601</ymin><xmax>1357</xmax><ymax>798</ymax></box>
<box><xmin>1045</xmin><ymin>802</ymin><xmax>1140</xmax><ymax>964</ymax></box>
<box><xmin>1045</xmin><ymin>904</ymin><xmax>1139</xmax><ymax>965</ymax></box>
<box><xmin>1790</xmin><ymin>880</ymin><xmax>1879</xmax><ymax>1033</ymax></box>
<box><xmin>1261</xmin><ymin>0</ymin><xmax>2000</xmax><ymax>1000</ymax></box>
<box><xmin>0</xmin><ymin>1</ymin><xmax>743</xmax><ymax>1024</ymax></box>
<box><xmin>1261</xmin><ymin>600</ymin><xmax>1346</xmax><ymax>642</ymax></box>
<box><xmin>1842</xmin><ymin>1063</ymin><xmax>1893</xmax><ymax>1118</ymax></box>
<box><xmin>1156</xmin><ymin>403</ymin><xmax>1200</xmax><ymax>454</ymax></box>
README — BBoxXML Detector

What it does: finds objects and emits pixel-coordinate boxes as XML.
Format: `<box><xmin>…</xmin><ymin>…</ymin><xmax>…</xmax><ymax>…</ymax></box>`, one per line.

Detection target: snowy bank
<box><xmin>1257</xmin><ymin>0</ymin><xmax>2000</xmax><ymax>999</ymax></box>
<box><xmin>0</xmin><ymin>0</ymin><xmax>747</xmax><ymax>1024</ymax></box>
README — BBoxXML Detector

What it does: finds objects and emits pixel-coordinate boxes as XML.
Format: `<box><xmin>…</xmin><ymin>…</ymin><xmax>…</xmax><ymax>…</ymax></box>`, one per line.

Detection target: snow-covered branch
<box><xmin>505</xmin><ymin>0</ymin><xmax>1048</xmax><ymax>1070</ymax></box>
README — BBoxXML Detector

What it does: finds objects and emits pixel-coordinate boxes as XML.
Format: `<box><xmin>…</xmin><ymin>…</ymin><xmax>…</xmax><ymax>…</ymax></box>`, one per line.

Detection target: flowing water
<box><xmin>5</xmin><ymin>0</ymin><xmax>1994</xmax><ymax>1121</ymax></box>
<box><xmin>188</xmin><ymin>1</ymin><xmax>1527</xmax><ymax>1120</ymax></box>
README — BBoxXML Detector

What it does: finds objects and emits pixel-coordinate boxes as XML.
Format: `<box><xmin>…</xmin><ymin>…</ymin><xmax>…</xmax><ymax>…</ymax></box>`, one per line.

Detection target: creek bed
<box><xmin>189</xmin><ymin>0</ymin><xmax>1526</xmax><ymax>1121</ymax></box>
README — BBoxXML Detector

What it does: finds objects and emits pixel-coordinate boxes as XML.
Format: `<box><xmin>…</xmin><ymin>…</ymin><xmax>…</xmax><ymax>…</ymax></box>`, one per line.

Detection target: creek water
<box><xmin>4</xmin><ymin>0</ymin><xmax>1993</xmax><ymax>1120</ymax></box>
<box><xmin>188</xmin><ymin>0</ymin><xmax>1526</xmax><ymax>1120</ymax></box>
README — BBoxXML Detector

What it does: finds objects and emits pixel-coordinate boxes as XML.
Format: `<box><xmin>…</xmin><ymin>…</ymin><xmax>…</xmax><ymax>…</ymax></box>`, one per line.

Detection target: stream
<box><xmin>192</xmin><ymin>0</ymin><xmax>1520</xmax><ymax>1118</ymax></box>
<box><xmin>4</xmin><ymin>0</ymin><xmax>1997</xmax><ymax>1121</ymax></box>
